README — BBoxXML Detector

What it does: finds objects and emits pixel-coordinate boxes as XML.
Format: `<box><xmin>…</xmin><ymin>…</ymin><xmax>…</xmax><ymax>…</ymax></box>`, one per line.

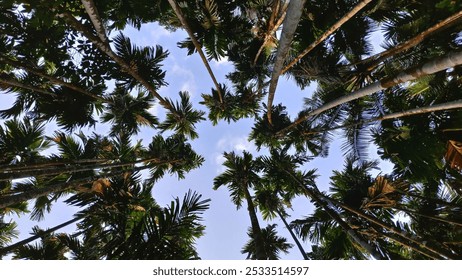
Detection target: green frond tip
<box><xmin>112</xmin><ymin>32</ymin><xmax>169</xmax><ymax>91</ymax></box>
<box><xmin>213</xmin><ymin>151</ymin><xmax>260</xmax><ymax>209</ymax></box>
<box><xmin>159</xmin><ymin>91</ymin><xmax>205</xmax><ymax>139</ymax></box>
<box><xmin>200</xmin><ymin>83</ymin><xmax>262</xmax><ymax>125</ymax></box>
<box><xmin>101</xmin><ymin>87</ymin><xmax>159</xmax><ymax>137</ymax></box>
<box><xmin>145</xmin><ymin>134</ymin><xmax>205</xmax><ymax>182</ymax></box>
<box><xmin>241</xmin><ymin>224</ymin><xmax>293</xmax><ymax>260</ymax></box>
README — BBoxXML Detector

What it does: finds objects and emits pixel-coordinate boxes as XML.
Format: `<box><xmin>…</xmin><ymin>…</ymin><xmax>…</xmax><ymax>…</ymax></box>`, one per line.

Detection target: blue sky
<box><xmin>2</xmin><ymin>21</ymin><xmax>393</xmax><ymax>260</ymax></box>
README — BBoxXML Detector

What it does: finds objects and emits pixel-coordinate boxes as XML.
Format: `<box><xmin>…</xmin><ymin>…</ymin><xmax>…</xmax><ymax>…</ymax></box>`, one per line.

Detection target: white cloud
<box><xmin>213</xmin><ymin>135</ymin><xmax>258</xmax><ymax>173</ymax></box>
<box><xmin>216</xmin><ymin>135</ymin><xmax>257</xmax><ymax>153</ymax></box>
<box><xmin>149</xmin><ymin>24</ymin><xmax>172</xmax><ymax>42</ymax></box>
<box><xmin>148</xmin><ymin>102</ymin><xmax>161</xmax><ymax>116</ymax></box>
<box><xmin>212</xmin><ymin>56</ymin><xmax>232</xmax><ymax>68</ymax></box>
<box><xmin>170</xmin><ymin>63</ymin><xmax>197</xmax><ymax>98</ymax></box>
<box><xmin>214</xmin><ymin>153</ymin><xmax>226</xmax><ymax>173</ymax></box>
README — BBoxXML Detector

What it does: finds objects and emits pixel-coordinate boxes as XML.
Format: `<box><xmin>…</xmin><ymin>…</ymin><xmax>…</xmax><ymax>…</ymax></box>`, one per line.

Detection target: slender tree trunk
<box><xmin>346</xmin><ymin>10</ymin><xmax>462</xmax><ymax>72</ymax></box>
<box><xmin>282</xmin><ymin>170</ymin><xmax>384</xmax><ymax>259</ymax></box>
<box><xmin>375</xmin><ymin>228</ymin><xmax>439</xmax><ymax>259</ymax></box>
<box><xmin>253</xmin><ymin>1</ymin><xmax>289</xmax><ymax>65</ymax></box>
<box><xmin>0</xmin><ymin>158</ymin><xmax>107</xmax><ymax>172</ymax></box>
<box><xmin>0</xmin><ymin>166</ymin><xmax>147</xmax><ymax>209</ymax></box>
<box><xmin>275</xmin><ymin>208</ymin><xmax>309</xmax><ymax>260</ymax></box>
<box><xmin>0</xmin><ymin>56</ymin><xmax>111</xmax><ymax>104</ymax></box>
<box><xmin>0</xmin><ymin>77</ymin><xmax>57</xmax><ymax>97</ymax></box>
<box><xmin>166</xmin><ymin>0</ymin><xmax>223</xmax><ymax>103</ymax></box>
<box><xmin>0</xmin><ymin>158</ymin><xmax>180</xmax><ymax>182</ymax></box>
<box><xmin>80</xmin><ymin>0</ymin><xmax>110</xmax><ymax>44</ymax></box>
<box><xmin>393</xmin><ymin>205</ymin><xmax>462</xmax><ymax>227</ymax></box>
<box><xmin>317</xmin><ymin>191</ymin><xmax>457</xmax><ymax>259</ymax></box>
<box><xmin>0</xmin><ymin>216</ymin><xmax>82</xmax><ymax>256</ymax></box>
<box><xmin>298</xmin><ymin>99</ymin><xmax>462</xmax><ymax>137</ymax></box>
<box><xmin>284</xmin><ymin>168</ymin><xmax>459</xmax><ymax>259</ymax></box>
<box><xmin>307</xmin><ymin>188</ymin><xmax>385</xmax><ymax>259</ymax></box>
<box><xmin>243</xmin><ymin>187</ymin><xmax>266</xmax><ymax>260</ymax></box>
<box><xmin>282</xmin><ymin>0</ymin><xmax>373</xmax><ymax>74</ymax></box>
<box><xmin>278</xmin><ymin>51</ymin><xmax>462</xmax><ymax>136</ymax></box>
<box><xmin>267</xmin><ymin>0</ymin><xmax>307</xmax><ymax>124</ymax></box>
<box><xmin>57</xmin><ymin>12</ymin><xmax>173</xmax><ymax>112</ymax></box>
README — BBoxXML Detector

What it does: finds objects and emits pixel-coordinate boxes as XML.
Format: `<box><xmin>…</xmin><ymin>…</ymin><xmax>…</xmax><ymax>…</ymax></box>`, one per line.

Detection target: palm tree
<box><xmin>277</xmin><ymin>50</ymin><xmax>462</xmax><ymax>137</ymax></box>
<box><xmin>282</xmin><ymin>0</ymin><xmax>373</xmax><ymax>73</ymax></box>
<box><xmin>266</xmin><ymin>0</ymin><xmax>306</xmax><ymax>124</ymax></box>
<box><xmin>242</xmin><ymin>224</ymin><xmax>293</xmax><ymax>260</ymax></box>
<box><xmin>213</xmin><ymin>151</ymin><xmax>267</xmax><ymax>259</ymax></box>
<box><xmin>256</xmin><ymin>148</ymin><xmax>385</xmax><ymax>259</ymax></box>
<box><xmin>10</xmin><ymin>226</ymin><xmax>69</xmax><ymax>260</ymax></box>
<box><xmin>101</xmin><ymin>87</ymin><xmax>159</xmax><ymax>136</ymax></box>
<box><xmin>255</xmin><ymin>186</ymin><xmax>309</xmax><ymax>260</ymax></box>
<box><xmin>166</xmin><ymin>0</ymin><xmax>223</xmax><ymax>103</ymax></box>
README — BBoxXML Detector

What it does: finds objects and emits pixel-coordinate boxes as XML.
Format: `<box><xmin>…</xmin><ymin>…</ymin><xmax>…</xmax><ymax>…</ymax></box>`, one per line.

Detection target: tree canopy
<box><xmin>1</xmin><ymin>0</ymin><xmax>462</xmax><ymax>259</ymax></box>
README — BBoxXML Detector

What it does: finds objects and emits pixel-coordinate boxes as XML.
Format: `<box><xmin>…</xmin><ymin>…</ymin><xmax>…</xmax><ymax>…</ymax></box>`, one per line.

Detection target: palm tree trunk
<box><xmin>298</xmin><ymin>99</ymin><xmax>462</xmax><ymax>137</ymax></box>
<box><xmin>0</xmin><ymin>77</ymin><xmax>57</xmax><ymax>97</ymax></box>
<box><xmin>393</xmin><ymin>205</ymin><xmax>462</xmax><ymax>227</ymax></box>
<box><xmin>56</xmin><ymin>12</ymin><xmax>174</xmax><ymax>112</ymax></box>
<box><xmin>346</xmin><ymin>10</ymin><xmax>462</xmax><ymax>72</ymax></box>
<box><xmin>0</xmin><ymin>158</ymin><xmax>181</xmax><ymax>182</ymax></box>
<box><xmin>278</xmin><ymin>51</ymin><xmax>462</xmax><ymax>136</ymax></box>
<box><xmin>317</xmin><ymin>191</ymin><xmax>457</xmax><ymax>259</ymax></box>
<box><xmin>267</xmin><ymin>0</ymin><xmax>307</xmax><ymax>124</ymax></box>
<box><xmin>0</xmin><ymin>56</ymin><xmax>111</xmax><ymax>104</ymax></box>
<box><xmin>0</xmin><ymin>216</ymin><xmax>82</xmax><ymax>256</ymax></box>
<box><xmin>0</xmin><ymin>166</ymin><xmax>147</xmax><ymax>209</ymax></box>
<box><xmin>166</xmin><ymin>0</ymin><xmax>223</xmax><ymax>103</ymax></box>
<box><xmin>243</xmin><ymin>187</ymin><xmax>266</xmax><ymax>260</ymax></box>
<box><xmin>80</xmin><ymin>0</ymin><xmax>110</xmax><ymax>44</ymax></box>
<box><xmin>282</xmin><ymin>0</ymin><xmax>372</xmax><ymax>74</ymax></box>
<box><xmin>275</xmin><ymin>208</ymin><xmax>309</xmax><ymax>260</ymax></box>
<box><xmin>284</xmin><ymin>168</ymin><xmax>459</xmax><ymax>259</ymax></box>
<box><xmin>253</xmin><ymin>1</ymin><xmax>289</xmax><ymax>66</ymax></box>
<box><xmin>375</xmin><ymin>228</ymin><xmax>439</xmax><ymax>259</ymax></box>
<box><xmin>282</xmin><ymin>170</ymin><xmax>384</xmax><ymax>259</ymax></box>
<box><xmin>306</xmin><ymin>188</ymin><xmax>385</xmax><ymax>259</ymax></box>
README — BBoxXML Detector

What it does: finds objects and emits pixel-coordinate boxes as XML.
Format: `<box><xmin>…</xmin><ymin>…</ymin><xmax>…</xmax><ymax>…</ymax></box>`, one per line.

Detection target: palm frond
<box><xmin>159</xmin><ymin>91</ymin><xmax>205</xmax><ymax>139</ymax></box>
<box><xmin>112</xmin><ymin>33</ymin><xmax>168</xmax><ymax>91</ymax></box>
<box><xmin>101</xmin><ymin>87</ymin><xmax>158</xmax><ymax>136</ymax></box>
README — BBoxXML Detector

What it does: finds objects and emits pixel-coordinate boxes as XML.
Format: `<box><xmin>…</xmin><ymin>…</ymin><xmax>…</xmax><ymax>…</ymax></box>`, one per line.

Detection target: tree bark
<box><xmin>278</xmin><ymin>51</ymin><xmax>462</xmax><ymax>136</ymax></box>
<box><xmin>57</xmin><ymin>12</ymin><xmax>174</xmax><ymax>112</ymax></box>
<box><xmin>298</xmin><ymin>99</ymin><xmax>462</xmax><ymax>137</ymax></box>
<box><xmin>375</xmin><ymin>228</ymin><xmax>439</xmax><ymax>259</ymax></box>
<box><xmin>80</xmin><ymin>0</ymin><xmax>110</xmax><ymax>44</ymax></box>
<box><xmin>282</xmin><ymin>169</ymin><xmax>385</xmax><ymax>259</ymax></box>
<box><xmin>0</xmin><ymin>56</ymin><xmax>111</xmax><ymax>104</ymax></box>
<box><xmin>306</xmin><ymin>188</ymin><xmax>385</xmax><ymax>259</ymax></box>
<box><xmin>0</xmin><ymin>158</ymin><xmax>181</xmax><ymax>182</ymax></box>
<box><xmin>346</xmin><ymin>10</ymin><xmax>462</xmax><ymax>72</ymax></box>
<box><xmin>0</xmin><ymin>166</ymin><xmax>147</xmax><ymax>209</ymax></box>
<box><xmin>317</xmin><ymin>191</ymin><xmax>457</xmax><ymax>259</ymax></box>
<box><xmin>284</xmin><ymin>168</ymin><xmax>459</xmax><ymax>259</ymax></box>
<box><xmin>0</xmin><ymin>77</ymin><xmax>57</xmax><ymax>97</ymax></box>
<box><xmin>282</xmin><ymin>0</ymin><xmax>373</xmax><ymax>74</ymax></box>
<box><xmin>166</xmin><ymin>0</ymin><xmax>223</xmax><ymax>103</ymax></box>
<box><xmin>0</xmin><ymin>216</ymin><xmax>82</xmax><ymax>256</ymax></box>
<box><xmin>276</xmin><ymin>208</ymin><xmax>309</xmax><ymax>260</ymax></box>
<box><xmin>253</xmin><ymin>1</ymin><xmax>289</xmax><ymax>66</ymax></box>
<box><xmin>243</xmin><ymin>187</ymin><xmax>266</xmax><ymax>260</ymax></box>
<box><xmin>267</xmin><ymin>0</ymin><xmax>307</xmax><ymax>124</ymax></box>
